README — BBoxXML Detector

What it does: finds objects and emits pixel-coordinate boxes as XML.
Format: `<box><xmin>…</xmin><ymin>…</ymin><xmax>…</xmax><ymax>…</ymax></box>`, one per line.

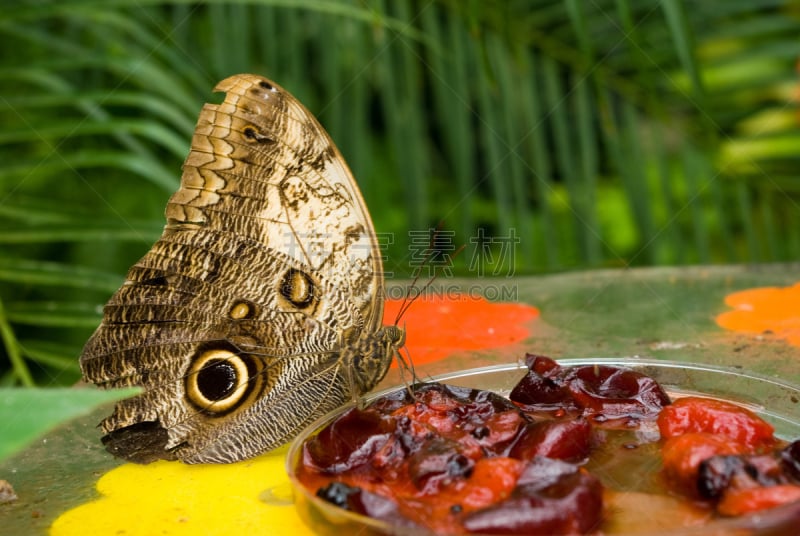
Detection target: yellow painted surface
<box><xmin>51</xmin><ymin>446</ymin><xmax>312</xmax><ymax>536</ymax></box>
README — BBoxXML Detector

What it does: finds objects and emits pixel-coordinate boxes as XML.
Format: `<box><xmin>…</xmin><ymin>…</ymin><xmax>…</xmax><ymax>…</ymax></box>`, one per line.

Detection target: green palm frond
<box><xmin>1</xmin><ymin>0</ymin><xmax>798</xmax><ymax>385</ymax></box>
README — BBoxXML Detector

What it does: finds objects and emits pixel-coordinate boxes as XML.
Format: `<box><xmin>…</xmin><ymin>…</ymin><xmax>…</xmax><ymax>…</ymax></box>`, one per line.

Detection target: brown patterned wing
<box><xmin>79</xmin><ymin>74</ymin><xmax>396</xmax><ymax>463</ymax></box>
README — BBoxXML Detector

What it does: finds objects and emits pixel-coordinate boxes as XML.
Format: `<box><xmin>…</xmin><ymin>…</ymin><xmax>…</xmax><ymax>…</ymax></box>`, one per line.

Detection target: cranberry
<box><xmin>717</xmin><ymin>485</ymin><xmax>800</xmax><ymax>516</ymax></box>
<box><xmin>510</xmin><ymin>371</ymin><xmax>577</xmax><ymax>411</ymax></box>
<box><xmin>316</xmin><ymin>481</ymin><xmax>360</xmax><ymax>509</ymax></box>
<box><xmin>661</xmin><ymin>433</ymin><xmax>746</xmax><ymax>496</ymax></box>
<box><xmin>696</xmin><ymin>442</ymin><xmax>800</xmax><ymax>502</ymax></box>
<box><xmin>407</xmin><ymin>437</ymin><xmax>475</xmax><ymax>492</ymax></box>
<box><xmin>511</xmin><ymin>356</ymin><xmax>670</xmax><ymax>422</ymax></box>
<box><xmin>316</xmin><ymin>482</ymin><xmax>419</xmax><ymax>529</ymax></box>
<box><xmin>698</xmin><ymin>453</ymin><xmax>786</xmax><ymax>499</ymax></box>
<box><xmin>508</xmin><ymin>419</ymin><xmax>592</xmax><ymax>463</ymax></box>
<box><xmin>658</xmin><ymin>397</ymin><xmax>775</xmax><ymax>449</ymax></box>
<box><xmin>463</xmin><ymin>458</ymin><xmax>603</xmax><ymax>535</ymax></box>
<box><xmin>781</xmin><ymin>440</ymin><xmax>800</xmax><ymax>481</ymax></box>
<box><xmin>303</xmin><ymin>407</ymin><xmax>395</xmax><ymax>473</ymax></box>
<box><xmin>389</xmin><ymin>382</ymin><xmax>527</xmax><ymax>457</ymax></box>
<box><xmin>369</xmin><ymin>385</ymin><xmax>415</xmax><ymax>413</ymax></box>
<box><xmin>565</xmin><ymin>365</ymin><xmax>671</xmax><ymax>420</ymax></box>
<box><xmin>526</xmin><ymin>354</ymin><xmax>561</xmax><ymax>375</ymax></box>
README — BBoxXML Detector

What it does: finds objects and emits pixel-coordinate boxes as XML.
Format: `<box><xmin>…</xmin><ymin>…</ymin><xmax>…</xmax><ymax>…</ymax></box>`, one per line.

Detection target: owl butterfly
<box><xmin>80</xmin><ymin>74</ymin><xmax>405</xmax><ymax>464</ymax></box>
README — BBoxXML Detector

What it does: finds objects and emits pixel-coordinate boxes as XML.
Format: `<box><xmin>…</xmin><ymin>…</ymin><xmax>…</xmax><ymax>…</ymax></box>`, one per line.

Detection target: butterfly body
<box><xmin>80</xmin><ymin>74</ymin><xmax>402</xmax><ymax>464</ymax></box>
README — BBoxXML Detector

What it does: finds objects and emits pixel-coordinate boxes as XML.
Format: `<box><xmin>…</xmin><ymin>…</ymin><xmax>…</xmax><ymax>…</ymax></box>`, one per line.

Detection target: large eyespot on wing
<box><xmin>184</xmin><ymin>349</ymin><xmax>259</xmax><ymax>414</ymax></box>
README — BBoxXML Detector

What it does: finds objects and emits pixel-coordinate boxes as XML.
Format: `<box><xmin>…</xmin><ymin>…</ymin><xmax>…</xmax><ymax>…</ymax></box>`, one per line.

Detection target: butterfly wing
<box><xmin>80</xmin><ymin>74</ymin><xmax>388</xmax><ymax>463</ymax></box>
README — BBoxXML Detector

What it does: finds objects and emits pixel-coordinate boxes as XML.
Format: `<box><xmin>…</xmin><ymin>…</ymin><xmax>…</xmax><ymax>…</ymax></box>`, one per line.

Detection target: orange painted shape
<box><xmin>716</xmin><ymin>282</ymin><xmax>800</xmax><ymax>346</ymax></box>
<box><xmin>383</xmin><ymin>294</ymin><xmax>540</xmax><ymax>366</ymax></box>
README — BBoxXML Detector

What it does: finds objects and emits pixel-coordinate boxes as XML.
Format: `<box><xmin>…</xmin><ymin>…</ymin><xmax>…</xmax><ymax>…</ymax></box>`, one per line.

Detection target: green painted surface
<box><xmin>0</xmin><ymin>266</ymin><xmax>798</xmax><ymax>534</ymax></box>
<box><xmin>406</xmin><ymin>265</ymin><xmax>800</xmax><ymax>385</ymax></box>
<box><xmin>0</xmin><ymin>404</ymin><xmax>123</xmax><ymax>534</ymax></box>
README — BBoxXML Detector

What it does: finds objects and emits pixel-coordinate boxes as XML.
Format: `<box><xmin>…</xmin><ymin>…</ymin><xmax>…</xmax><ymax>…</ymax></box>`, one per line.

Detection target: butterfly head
<box><xmin>346</xmin><ymin>324</ymin><xmax>406</xmax><ymax>395</ymax></box>
<box><xmin>383</xmin><ymin>324</ymin><xmax>406</xmax><ymax>350</ymax></box>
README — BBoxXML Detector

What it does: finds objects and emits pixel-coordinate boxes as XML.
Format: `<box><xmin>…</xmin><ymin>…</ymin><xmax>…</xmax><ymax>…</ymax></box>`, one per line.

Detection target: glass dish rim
<box><xmin>286</xmin><ymin>358</ymin><xmax>800</xmax><ymax>536</ymax></box>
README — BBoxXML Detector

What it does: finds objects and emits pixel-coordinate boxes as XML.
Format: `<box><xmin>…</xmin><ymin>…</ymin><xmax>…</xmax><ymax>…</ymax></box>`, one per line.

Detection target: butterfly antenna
<box><xmin>390</xmin><ymin>222</ymin><xmax>441</xmax><ymax>325</ymax></box>
<box><xmin>391</xmin><ymin>223</ymin><xmax>464</xmax><ymax>399</ymax></box>
<box><xmin>395</xmin><ymin>344</ymin><xmax>418</xmax><ymax>398</ymax></box>
<box><xmin>391</xmin><ymin>260</ymin><xmax>426</xmax><ymax>327</ymax></box>
<box><xmin>393</xmin><ymin>223</ymin><xmax>465</xmax><ymax>325</ymax></box>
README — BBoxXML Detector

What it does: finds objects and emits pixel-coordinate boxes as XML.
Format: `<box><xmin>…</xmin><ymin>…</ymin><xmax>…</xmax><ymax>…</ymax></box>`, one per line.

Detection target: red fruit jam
<box><xmin>294</xmin><ymin>356</ymin><xmax>800</xmax><ymax>534</ymax></box>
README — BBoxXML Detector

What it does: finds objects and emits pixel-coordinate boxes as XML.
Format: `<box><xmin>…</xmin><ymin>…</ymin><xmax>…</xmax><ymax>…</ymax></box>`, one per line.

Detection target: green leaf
<box><xmin>5</xmin><ymin>302</ymin><xmax>102</xmax><ymax>329</ymax></box>
<box><xmin>0</xmin><ymin>387</ymin><xmax>138</xmax><ymax>461</ymax></box>
<box><xmin>0</xmin><ymin>297</ymin><xmax>33</xmax><ymax>387</ymax></box>
<box><xmin>0</xmin><ymin>258</ymin><xmax>122</xmax><ymax>293</ymax></box>
<box><xmin>0</xmin><ymin>0</ymin><xmax>798</xmax><ymax>387</ymax></box>
<box><xmin>0</xmin><ymin>224</ymin><xmax>161</xmax><ymax>244</ymax></box>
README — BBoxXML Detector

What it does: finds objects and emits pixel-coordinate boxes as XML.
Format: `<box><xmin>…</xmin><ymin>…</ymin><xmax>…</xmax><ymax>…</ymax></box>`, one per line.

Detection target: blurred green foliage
<box><xmin>0</xmin><ymin>0</ymin><xmax>799</xmax><ymax>386</ymax></box>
